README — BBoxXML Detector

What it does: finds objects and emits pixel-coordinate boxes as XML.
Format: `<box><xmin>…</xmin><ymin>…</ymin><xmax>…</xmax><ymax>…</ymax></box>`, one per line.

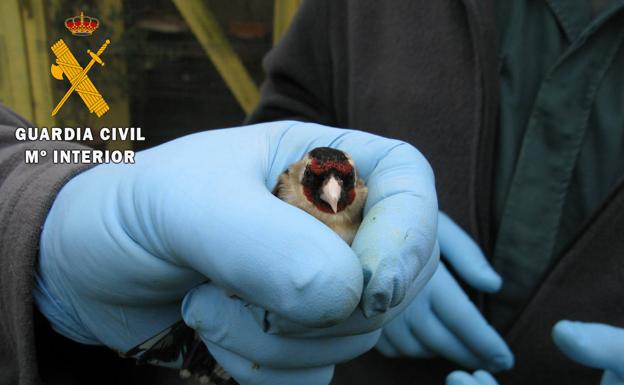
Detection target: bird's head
<box><xmin>300</xmin><ymin>147</ymin><xmax>358</xmax><ymax>214</ymax></box>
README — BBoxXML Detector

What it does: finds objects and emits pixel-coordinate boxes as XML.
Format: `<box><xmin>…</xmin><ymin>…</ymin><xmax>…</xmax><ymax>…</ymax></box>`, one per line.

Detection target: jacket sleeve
<box><xmin>0</xmin><ymin>105</ymin><xmax>93</xmax><ymax>385</ymax></box>
<box><xmin>246</xmin><ymin>0</ymin><xmax>337</xmax><ymax>125</ymax></box>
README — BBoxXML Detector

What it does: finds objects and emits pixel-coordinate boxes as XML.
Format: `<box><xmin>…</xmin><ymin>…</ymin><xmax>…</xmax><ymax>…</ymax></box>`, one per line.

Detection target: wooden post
<box><xmin>0</xmin><ymin>0</ymin><xmax>35</xmax><ymax>122</ymax></box>
<box><xmin>21</xmin><ymin>0</ymin><xmax>56</xmax><ymax>127</ymax></box>
<box><xmin>172</xmin><ymin>0</ymin><xmax>259</xmax><ymax>115</ymax></box>
<box><xmin>273</xmin><ymin>0</ymin><xmax>301</xmax><ymax>45</ymax></box>
<box><xmin>98</xmin><ymin>0</ymin><xmax>132</xmax><ymax>151</ymax></box>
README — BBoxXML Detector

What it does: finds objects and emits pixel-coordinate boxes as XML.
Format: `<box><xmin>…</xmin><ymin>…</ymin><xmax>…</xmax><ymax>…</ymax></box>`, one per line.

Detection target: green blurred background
<box><xmin>0</xmin><ymin>0</ymin><xmax>300</xmax><ymax>150</ymax></box>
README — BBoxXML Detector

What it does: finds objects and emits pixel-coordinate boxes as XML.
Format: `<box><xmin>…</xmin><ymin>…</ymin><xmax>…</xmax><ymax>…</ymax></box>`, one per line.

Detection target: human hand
<box><xmin>444</xmin><ymin>320</ymin><xmax>624</xmax><ymax>385</ymax></box>
<box><xmin>375</xmin><ymin>212</ymin><xmax>513</xmax><ymax>371</ymax></box>
<box><xmin>552</xmin><ymin>320</ymin><xmax>624</xmax><ymax>385</ymax></box>
<box><xmin>34</xmin><ymin>121</ymin><xmax>438</xmax><ymax>383</ymax></box>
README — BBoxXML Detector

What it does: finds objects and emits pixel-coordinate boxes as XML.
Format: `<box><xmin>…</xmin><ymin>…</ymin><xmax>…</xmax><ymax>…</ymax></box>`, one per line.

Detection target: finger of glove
<box><xmin>406</xmin><ymin>297</ymin><xmax>482</xmax><ymax>369</ymax></box>
<box><xmin>354</xmin><ymin>144</ymin><xmax>437</xmax><ymax>317</ymax></box>
<box><xmin>446</xmin><ymin>371</ymin><xmax>486</xmax><ymax>385</ymax></box>
<box><xmin>447</xmin><ymin>370</ymin><xmax>498</xmax><ymax>385</ymax></box>
<box><xmin>472</xmin><ymin>370</ymin><xmax>499</xmax><ymax>385</ymax></box>
<box><xmin>273</xmin><ymin>125</ymin><xmax>437</xmax><ymax>318</ymax></box>
<box><xmin>183</xmin><ymin>284</ymin><xmax>380</xmax><ymax>368</ymax></box>
<box><xmin>382</xmin><ymin>310</ymin><xmax>435</xmax><ymax>357</ymax></box>
<box><xmin>429</xmin><ymin>264</ymin><xmax>513</xmax><ymax>371</ymax></box>
<box><xmin>553</xmin><ymin>321</ymin><xmax>624</xmax><ymax>379</ymax></box>
<box><xmin>207</xmin><ymin>343</ymin><xmax>335</xmax><ymax>385</ymax></box>
<box><xmin>259</xmin><ymin>244</ymin><xmax>438</xmax><ymax>337</ymax></box>
<box><xmin>375</xmin><ymin>333</ymin><xmax>401</xmax><ymax>358</ymax></box>
<box><xmin>602</xmin><ymin>370</ymin><xmax>624</xmax><ymax>385</ymax></box>
<box><xmin>438</xmin><ymin>212</ymin><xmax>501</xmax><ymax>292</ymax></box>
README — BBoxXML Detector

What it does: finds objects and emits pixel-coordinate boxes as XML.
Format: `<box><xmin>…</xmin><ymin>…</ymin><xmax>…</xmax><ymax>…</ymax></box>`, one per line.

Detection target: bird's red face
<box><xmin>301</xmin><ymin>147</ymin><xmax>357</xmax><ymax>214</ymax></box>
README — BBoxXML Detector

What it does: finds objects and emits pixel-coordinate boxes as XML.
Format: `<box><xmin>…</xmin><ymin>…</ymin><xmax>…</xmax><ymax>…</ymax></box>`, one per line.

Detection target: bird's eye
<box><xmin>340</xmin><ymin>171</ymin><xmax>355</xmax><ymax>187</ymax></box>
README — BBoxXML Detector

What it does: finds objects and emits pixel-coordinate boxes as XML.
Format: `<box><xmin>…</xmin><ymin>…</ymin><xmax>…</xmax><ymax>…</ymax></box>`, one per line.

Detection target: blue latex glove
<box><xmin>446</xmin><ymin>370</ymin><xmax>499</xmax><ymax>385</ymax></box>
<box><xmin>34</xmin><ymin>121</ymin><xmax>438</xmax><ymax>384</ymax></box>
<box><xmin>445</xmin><ymin>321</ymin><xmax>624</xmax><ymax>385</ymax></box>
<box><xmin>553</xmin><ymin>321</ymin><xmax>624</xmax><ymax>385</ymax></box>
<box><xmin>375</xmin><ymin>212</ymin><xmax>513</xmax><ymax>372</ymax></box>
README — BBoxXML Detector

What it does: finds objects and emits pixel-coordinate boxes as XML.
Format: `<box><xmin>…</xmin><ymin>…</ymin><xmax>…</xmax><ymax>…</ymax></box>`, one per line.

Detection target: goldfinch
<box><xmin>274</xmin><ymin>147</ymin><xmax>367</xmax><ymax>245</ymax></box>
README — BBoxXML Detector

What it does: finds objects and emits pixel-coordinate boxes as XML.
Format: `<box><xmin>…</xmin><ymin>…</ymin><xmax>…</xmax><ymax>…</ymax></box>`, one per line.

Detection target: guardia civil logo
<box><xmin>49</xmin><ymin>11</ymin><xmax>111</xmax><ymax>118</ymax></box>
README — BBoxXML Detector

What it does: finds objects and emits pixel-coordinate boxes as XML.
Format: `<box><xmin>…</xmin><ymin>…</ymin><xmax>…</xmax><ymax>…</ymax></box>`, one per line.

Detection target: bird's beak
<box><xmin>320</xmin><ymin>175</ymin><xmax>342</xmax><ymax>213</ymax></box>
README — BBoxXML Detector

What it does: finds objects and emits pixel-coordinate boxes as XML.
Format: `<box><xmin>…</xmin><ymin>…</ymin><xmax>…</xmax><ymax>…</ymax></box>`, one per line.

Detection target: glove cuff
<box><xmin>33</xmin><ymin>268</ymin><xmax>99</xmax><ymax>345</ymax></box>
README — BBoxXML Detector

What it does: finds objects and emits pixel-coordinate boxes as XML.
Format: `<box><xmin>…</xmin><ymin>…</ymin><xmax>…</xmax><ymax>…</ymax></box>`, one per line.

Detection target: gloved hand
<box><xmin>445</xmin><ymin>321</ymin><xmax>624</xmax><ymax>385</ymax></box>
<box><xmin>34</xmin><ymin>121</ymin><xmax>438</xmax><ymax>385</ymax></box>
<box><xmin>552</xmin><ymin>320</ymin><xmax>624</xmax><ymax>385</ymax></box>
<box><xmin>375</xmin><ymin>212</ymin><xmax>513</xmax><ymax>371</ymax></box>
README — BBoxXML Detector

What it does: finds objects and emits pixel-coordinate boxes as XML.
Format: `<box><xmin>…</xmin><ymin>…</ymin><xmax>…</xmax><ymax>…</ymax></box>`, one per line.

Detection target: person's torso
<box><xmin>321</xmin><ymin>1</ymin><xmax>624</xmax><ymax>384</ymax></box>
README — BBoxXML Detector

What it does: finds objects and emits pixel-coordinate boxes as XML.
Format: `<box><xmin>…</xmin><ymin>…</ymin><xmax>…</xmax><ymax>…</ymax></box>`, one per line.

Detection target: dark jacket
<box><xmin>0</xmin><ymin>108</ymin><xmax>92</xmax><ymax>384</ymax></box>
<box><xmin>247</xmin><ymin>1</ymin><xmax>623</xmax><ymax>385</ymax></box>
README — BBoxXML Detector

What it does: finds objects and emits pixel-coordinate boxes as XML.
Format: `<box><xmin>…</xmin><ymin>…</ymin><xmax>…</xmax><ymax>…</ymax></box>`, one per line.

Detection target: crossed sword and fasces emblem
<box><xmin>50</xmin><ymin>39</ymin><xmax>110</xmax><ymax>117</ymax></box>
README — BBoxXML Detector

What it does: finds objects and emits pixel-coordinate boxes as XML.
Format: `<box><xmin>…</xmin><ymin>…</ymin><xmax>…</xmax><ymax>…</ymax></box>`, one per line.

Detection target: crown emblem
<box><xmin>65</xmin><ymin>11</ymin><xmax>99</xmax><ymax>36</ymax></box>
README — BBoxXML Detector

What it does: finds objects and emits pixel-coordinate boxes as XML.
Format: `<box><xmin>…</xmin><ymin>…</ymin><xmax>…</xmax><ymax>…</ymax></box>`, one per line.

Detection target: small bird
<box><xmin>126</xmin><ymin>148</ymin><xmax>367</xmax><ymax>384</ymax></box>
<box><xmin>274</xmin><ymin>147</ymin><xmax>368</xmax><ymax>245</ymax></box>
